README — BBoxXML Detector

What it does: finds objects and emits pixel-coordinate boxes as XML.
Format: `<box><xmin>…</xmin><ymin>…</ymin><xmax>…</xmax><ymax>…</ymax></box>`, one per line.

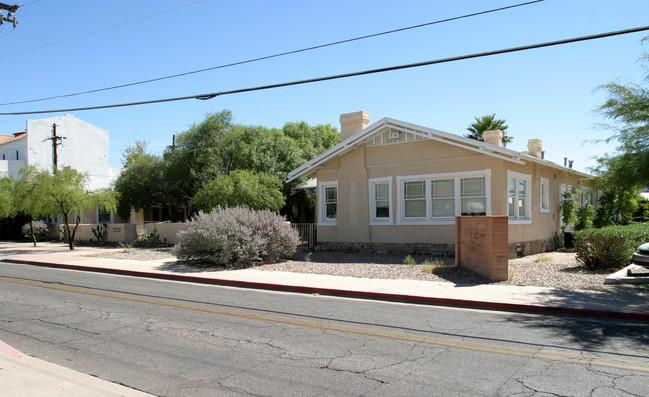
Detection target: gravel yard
<box><xmin>102</xmin><ymin>248</ymin><xmax>611</xmax><ymax>289</ymax></box>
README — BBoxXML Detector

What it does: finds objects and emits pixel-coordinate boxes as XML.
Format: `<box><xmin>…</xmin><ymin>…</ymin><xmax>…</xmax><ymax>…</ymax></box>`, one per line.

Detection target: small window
<box><xmin>404</xmin><ymin>180</ymin><xmax>426</xmax><ymax>218</ymax></box>
<box><xmin>508</xmin><ymin>171</ymin><xmax>531</xmax><ymax>222</ymax></box>
<box><xmin>319</xmin><ymin>182</ymin><xmax>338</xmax><ymax>225</ymax></box>
<box><xmin>540</xmin><ymin>177</ymin><xmax>550</xmax><ymax>212</ymax></box>
<box><xmin>16</xmin><ymin>150</ymin><xmax>19</xmax><ymax>160</ymax></box>
<box><xmin>431</xmin><ymin>179</ymin><xmax>455</xmax><ymax>217</ymax></box>
<box><xmin>369</xmin><ymin>178</ymin><xmax>392</xmax><ymax>224</ymax></box>
<box><xmin>2</xmin><ymin>154</ymin><xmax>5</xmax><ymax>160</ymax></box>
<box><xmin>98</xmin><ymin>209</ymin><xmax>111</xmax><ymax>224</ymax></box>
<box><xmin>461</xmin><ymin>177</ymin><xmax>486</xmax><ymax>215</ymax></box>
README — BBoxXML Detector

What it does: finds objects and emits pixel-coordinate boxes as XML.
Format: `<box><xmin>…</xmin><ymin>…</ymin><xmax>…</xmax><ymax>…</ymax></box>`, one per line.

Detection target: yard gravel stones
<box><xmin>102</xmin><ymin>248</ymin><xmax>611</xmax><ymax>289</ymax></box>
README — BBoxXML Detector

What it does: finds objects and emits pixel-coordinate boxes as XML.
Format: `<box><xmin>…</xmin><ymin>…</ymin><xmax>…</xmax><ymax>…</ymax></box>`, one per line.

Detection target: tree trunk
<box><xmin>64</xmin><ymin>213</ymin><xmax>75</xmax><ymax>250</ymax></box>
<box><xmin>29</xmin><ymin>216</ymin><xmax>37</xmax><ymax>247</ymax></box>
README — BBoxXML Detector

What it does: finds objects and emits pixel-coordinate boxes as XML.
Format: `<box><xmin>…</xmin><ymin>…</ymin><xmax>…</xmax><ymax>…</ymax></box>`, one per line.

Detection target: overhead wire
<box><xmin>0</xmin><ymin>0</ymin><xmax>545</xmax><ymax>107</ymax></box>
<box><xmin>1</xmin><ymin>25</ymin><xmax>648</xmax><ymax>116</ymax></box>
<box><xmin>0</xmin><ymin>0</ymin><xmax>206</xmax><ymax>61</ymax></box>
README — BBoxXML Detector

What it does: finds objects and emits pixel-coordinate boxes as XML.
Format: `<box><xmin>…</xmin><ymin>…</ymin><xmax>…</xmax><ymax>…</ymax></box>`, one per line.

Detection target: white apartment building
<box><xmin>0</xmin><ymin>114</ymin><xmax>121</xmax><ymax>191</ymax></box>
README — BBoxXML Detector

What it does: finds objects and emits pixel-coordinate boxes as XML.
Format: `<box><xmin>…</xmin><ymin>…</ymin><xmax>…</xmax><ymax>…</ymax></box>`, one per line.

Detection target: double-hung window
<box><xmin>461</xmin><ymin>177</ymin><xmax>486</xmax><ymax>216</ymax></box>
<box><xmin>508</xmin><ymin>171</ymin><xmax>531</xmax><ymax>223</ymax></box>
<box><xmin>369</xmin><ymin>177</ymin><xmax>392</xmax><ymax>224</ymax></box>
<box><xmin>397</xmin><ymin>170</ymin><xmax>491</xmax><ymax>224</ymax></box>
<box><xmin>404</xmin><ymin>180</ymin><xmax>426</xmax><ymax>218</ymax></box>
<box><xmin>540</xmin><ymin>177</ymin><xmax>550</xmax><ymax>212</ymax></box>
<box><xmin>431</xmin><ymin>179</ymin><xmax>455</xmax><ymax>217</ymax></box>
<box><xmin>319</xmin><ymin>181</ymin><xmax>338</xmax><ymax>225</ymax></box>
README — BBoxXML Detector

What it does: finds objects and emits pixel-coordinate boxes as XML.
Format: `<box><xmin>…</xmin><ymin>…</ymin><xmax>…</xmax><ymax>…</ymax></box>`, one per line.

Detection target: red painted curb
<box><xmin>4</xmin><ymin>258</ymin><xmax>649</xmax><ymax>322</ymax></box>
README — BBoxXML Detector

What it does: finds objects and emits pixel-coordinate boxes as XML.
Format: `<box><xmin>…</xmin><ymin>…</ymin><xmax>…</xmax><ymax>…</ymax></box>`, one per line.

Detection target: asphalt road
<box><xmin>1</xmin><ymin>262</ymin><xmax>648</xmax><ymax>396</ymax></box>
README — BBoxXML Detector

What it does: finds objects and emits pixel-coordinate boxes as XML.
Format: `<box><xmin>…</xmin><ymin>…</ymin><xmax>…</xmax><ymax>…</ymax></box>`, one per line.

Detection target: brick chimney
<box><xmin>483</xmin><ymin>130</ymin><xmax>503</xmax><ymax>147</ymax></box>
<box><xmin>527</xmin><ymin>139</ymin><xmax>542</xmax><ymax>158</ymax></box>
<box><xmin>339</xmin><ymin>111</ymin><xmax>370</xmax><ymax>141</ymax></box>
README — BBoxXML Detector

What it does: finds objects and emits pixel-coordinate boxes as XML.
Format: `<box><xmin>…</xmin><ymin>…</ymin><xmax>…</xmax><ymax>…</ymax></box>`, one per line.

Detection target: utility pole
<box><xmin>43</xmin><ymin>123</ymin><xmax>66</xmax><ymax>173</ymax></box>
<box><xmin>0</xmin><ymin>3</ymin><xmax>20</xmax><ymax>28</ymax></box>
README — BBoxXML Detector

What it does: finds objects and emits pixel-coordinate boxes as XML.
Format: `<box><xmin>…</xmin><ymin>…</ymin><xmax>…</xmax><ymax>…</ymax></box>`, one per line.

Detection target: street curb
<box><xmin>4</xmin><ymin>258</ymin><xmax>649</xmax><ymax>323</ymax></box>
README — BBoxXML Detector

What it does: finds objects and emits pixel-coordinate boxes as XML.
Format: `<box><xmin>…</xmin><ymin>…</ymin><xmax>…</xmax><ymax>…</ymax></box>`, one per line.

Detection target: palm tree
<box><xmin>465</xmin><ymin>114</ymin><xmax>512</xmax><ymax>147</ymax></box>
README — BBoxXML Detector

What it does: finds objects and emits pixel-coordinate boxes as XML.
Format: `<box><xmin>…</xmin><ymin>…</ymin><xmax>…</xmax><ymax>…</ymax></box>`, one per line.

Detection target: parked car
<box><xmin>632</xmin><ymin>243</ymin><xmax>649</xmax><ymax>266</ymax></box>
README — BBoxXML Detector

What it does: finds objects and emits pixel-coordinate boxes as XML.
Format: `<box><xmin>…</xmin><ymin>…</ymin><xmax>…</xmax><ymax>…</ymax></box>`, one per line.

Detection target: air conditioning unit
<box><xmin>389</xmin><ymin>131</ymin><xmax>400</xmax><ymax>139</ymax></box>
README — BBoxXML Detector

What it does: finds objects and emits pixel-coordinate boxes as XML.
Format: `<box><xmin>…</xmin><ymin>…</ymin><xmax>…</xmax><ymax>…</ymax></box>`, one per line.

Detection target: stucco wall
<box><xmin>25</xmin><ymin>115</ymin><xmax>116</xmax><ymax>190</ymax></box>
<box><xmin>315</xmin><ymin>136</ymin><xmax>593</xmax><ymax>250</ymax></box>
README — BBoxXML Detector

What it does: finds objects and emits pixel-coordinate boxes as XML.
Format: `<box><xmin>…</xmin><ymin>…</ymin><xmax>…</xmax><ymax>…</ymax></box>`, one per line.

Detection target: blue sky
<box><xmin>1</xmin><ymin>0</ymin><xmax>648</xmax><ymax>173</ymax></box>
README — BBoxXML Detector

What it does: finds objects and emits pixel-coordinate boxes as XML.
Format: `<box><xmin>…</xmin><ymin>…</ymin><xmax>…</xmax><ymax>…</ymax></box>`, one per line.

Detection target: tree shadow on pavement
<box><xmin>505</xmin><ymin>285</ymin><xmax>649</xmax><ymax>350</ymax></box>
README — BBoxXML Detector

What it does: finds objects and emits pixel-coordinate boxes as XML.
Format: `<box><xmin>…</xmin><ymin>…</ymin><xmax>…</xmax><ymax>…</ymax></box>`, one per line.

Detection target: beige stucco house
<box><xmin>287</xmin><ymin>111</ymin><xmax>595</xmax><ymax>257</ymax></box>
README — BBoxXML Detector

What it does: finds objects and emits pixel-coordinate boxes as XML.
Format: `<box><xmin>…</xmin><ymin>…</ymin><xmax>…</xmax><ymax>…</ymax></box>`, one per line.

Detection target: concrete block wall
<box><xmin>455</xmin><ymin>216</ymin><xmax>509</xmax><ymax>281</ymax></box>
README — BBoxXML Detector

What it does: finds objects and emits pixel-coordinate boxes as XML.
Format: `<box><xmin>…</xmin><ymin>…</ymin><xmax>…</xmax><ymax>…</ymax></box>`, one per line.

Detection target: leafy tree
<box><xmin>35</xmin><ymin>168</ymin><xmax>117</xmax><ymax>250</ymax></box>
<box><xmin>465</xmin><ymin>114</ymin><xmax>513</xmax><ymax>147</ymax></box>
<box><xmin>12</xmin><ymin>167</ymin><xmax>54</xmax><ymax>246</ymax></box>
<box><xmin>114</xmin><ymin>153</ymin><xmax>170</xmax><ymax>220</ymax></box>
<box><xmin>0</xmin><ymin>176</ymin><xmax>14</xmax><ymax>219</ymax></box>
<box><xmin>121</xmin><ymin>140</ymin><xmax>150</xmax><ymax>167</ymax></box>
<box><xmin>593</xmin><ymin>189</ymin><xmax>640</xmax><ymax>227</ymax></box>
<box><xmin>592</xmin><ymin>38</ymin><xmax>649</xmax><ymax>191</ymax></box>
<box><xmin>115</xmin><ymin>110</ymin><xmax>339</xmax><ymax>219</ymax></box>
<box><xmin>192</xmin><ymin>170</ymin><xmax>285</xmax><ymax>212</ymax></box>
<box><xmin>561</xmin><ymin>188</ymin><xmax>580</xmax><ymax>234</ymax></box>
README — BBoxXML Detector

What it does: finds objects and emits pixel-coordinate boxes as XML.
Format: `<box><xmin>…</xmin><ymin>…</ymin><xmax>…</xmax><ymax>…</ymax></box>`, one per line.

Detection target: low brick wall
<box><xmin>136</xmin><ymin>222</ymin><xmax>187</xmax><ymax>245</ymax></box>
<box><xmin>315</xmin><ymin>241</ymin><xmax>454</xmax><ymax>257</ymax></box>
<box><xmin>455</xmin><ymin>216</ymin><xmax>509</xmax><ymax>281</ymax></box>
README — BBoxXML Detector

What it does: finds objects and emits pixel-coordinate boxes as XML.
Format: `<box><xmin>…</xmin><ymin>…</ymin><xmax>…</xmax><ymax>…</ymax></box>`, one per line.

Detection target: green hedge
<box><xmin>574</xmin><ymin>223</ymin><xmax>649</xmax><ymax>271</ymax></box>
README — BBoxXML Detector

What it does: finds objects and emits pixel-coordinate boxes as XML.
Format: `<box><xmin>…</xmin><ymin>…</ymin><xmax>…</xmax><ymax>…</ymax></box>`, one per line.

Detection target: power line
<box><xmin>0</xmin><ymin>0</ymin><xmax>205</xmax><ymax>61</ymax></box>
<box><xmin>0</xmin><ymin>0</ymin><xmax>545</xmax><ymax>107</ymax></box>
<box><xmin>2</xmin><ymin>25</ymin><xmax>648</xmax><ymax>117</ymax></box>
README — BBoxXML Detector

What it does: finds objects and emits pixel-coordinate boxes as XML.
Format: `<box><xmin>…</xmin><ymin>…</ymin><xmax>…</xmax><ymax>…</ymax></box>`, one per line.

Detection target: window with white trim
<box><xmin>396</xmin><ymin>170</ymin><xmax>491</xmax><ymax>224</ymax></box>
<box><xmin>540</xmin><ymin>177</ymin><xmax>550</xmax><ymax>212</ymax></box>
<box><xmin>431</xmin><ymin>179</ymin><xmax>455</xmax><ymax>217</ymax></box>
<box><xmin>319</xmin><ymin>181</ymin><xmax>338</xmax><ymax>225</ymax></box>
<box><xmin>369</xmin><ymin>177</ymin><xmax>392</xmax><ymax>224</ymax></box>
<box><xmin>461</xmin><ymin>177</ymin><xmax>486</xmax><ymax>216</ymax></box>
<box><xmin>508</xmin><ymin>171</ymin><xmax>531</xmax><ymax>222</ymax></box>
<box><xmin>580</xmin><ymin>187</ymin><xmax>593</xmax><ymax>208</ymax></box>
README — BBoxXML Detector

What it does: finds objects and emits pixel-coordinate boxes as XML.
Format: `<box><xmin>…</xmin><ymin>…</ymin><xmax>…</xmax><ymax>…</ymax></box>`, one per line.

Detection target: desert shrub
<box><xmin>421</xmin><ymin>258</ymin><xmax>455</xmax><ymax>274</ymax></box>
<box><xmin>21</xmin><ymin>220</ymin><xmax>50</xmax><ymax>241</ymax></box>
<box><xmin>173</xmin><ymin>207</ymin><xmax>299</xmax><ymax>267</ymax></box>
<box><xmin>403</xmin><ymin>254</ymin><xmax>416</xmax><ymax>266</ymax></box>
<box><xmin>133</xmin><ymin>229</ymin><xmax>162</xmax><ymax>248</ymax></box>
<box><xmin>574</xmin><ymin>223</ymin><xmax>649</xmax><ymax>271</ymax></box>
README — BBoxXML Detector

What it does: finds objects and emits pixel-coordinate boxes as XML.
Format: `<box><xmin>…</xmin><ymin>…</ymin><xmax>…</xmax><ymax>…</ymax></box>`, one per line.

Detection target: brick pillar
<box><xmin>455</xmin><ymin>216</ymin><xmax>509</xmax><ymax>281</ymax></box>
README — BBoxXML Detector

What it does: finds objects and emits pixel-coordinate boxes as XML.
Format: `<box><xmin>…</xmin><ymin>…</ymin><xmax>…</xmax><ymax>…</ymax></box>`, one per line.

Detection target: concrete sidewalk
<box><xmin>0</xmin><ymin>340</ymin><xmax>153</xmax><ymax>396</ymax></box>
<box><xmin>2</xmin><ymin>241</ymin><xmax>649</xmax><ymax>321</ymax></box>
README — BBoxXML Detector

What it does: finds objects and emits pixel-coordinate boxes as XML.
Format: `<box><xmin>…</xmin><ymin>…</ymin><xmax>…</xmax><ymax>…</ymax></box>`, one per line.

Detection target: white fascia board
<box><xmin>520</xmin><ymin>154</ymin><xmax>593</xmax><ymax>178</ymax></box>
<box><xmin>286</xmin><ymin>118</ymin><xmax>393</xmax><ymax>182</ymax></box>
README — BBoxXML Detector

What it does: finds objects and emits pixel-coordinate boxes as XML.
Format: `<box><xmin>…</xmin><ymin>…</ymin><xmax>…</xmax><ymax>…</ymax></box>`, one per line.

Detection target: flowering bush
<box><xmin>21</xmin><ymin>220</ymin><xmax>50</xmax><ymax>241</ymax></box>
<box><xmin>173</xmin><ymin>207</ymin><xmax>299</xmax><ymax>267</ymax></box>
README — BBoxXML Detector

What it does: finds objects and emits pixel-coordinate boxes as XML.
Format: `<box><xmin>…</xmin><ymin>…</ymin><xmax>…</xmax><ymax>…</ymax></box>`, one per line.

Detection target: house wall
<box><xmin>25</xmin><ymin>114</ymin><xmax>117</xmax><ymax>190</ymax></box>
<box><xmin>316</xmin><ymin>137</ymin><xmax>593</xmax><ymax>255</ymax></box>
<box><xmin>0</xmin><ymin>136</ymin><xmax>28</xmax><ymax>178</ymax></box>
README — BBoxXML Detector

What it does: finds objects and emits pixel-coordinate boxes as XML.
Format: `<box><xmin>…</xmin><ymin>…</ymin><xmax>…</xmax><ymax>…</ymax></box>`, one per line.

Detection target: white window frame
<box><xmin>580</xmin><ymin>186</ymin><xmax>593</xmax><ymax>208</ymax></box>
<box><xmin>318</xmin><ymin>181</ymin><xmax>338</xmax><ymax>226</ymax></box>
<box><xmin>396</xmin><ymin>170</ymin><xmax>491</xmax><ymax>225</ymax></box>
<box><xmin>540</xmin><ymin>177</ymin><xmax>550</xmax><ymax>213</ymax></box>
<box><xmin>368</xmin><ymin>177</ymin><xmax>393</xmax><ymax>225</ymax></box>
<box><xmin>507</xmin><ymin>170</ymin><xmax>532</xmax><ymax>224</ymax></box>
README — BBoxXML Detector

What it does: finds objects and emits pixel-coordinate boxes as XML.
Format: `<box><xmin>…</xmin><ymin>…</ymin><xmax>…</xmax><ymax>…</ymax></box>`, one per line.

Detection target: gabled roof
<box><xmin>0</xmin><ymin>132</ymin><xmax>26</xmax><ymax>145</ymax></box>
<box><xmin>287</xmin><ymin>117</ymin><xmax>591</xmax><ymax>182</ymax></box>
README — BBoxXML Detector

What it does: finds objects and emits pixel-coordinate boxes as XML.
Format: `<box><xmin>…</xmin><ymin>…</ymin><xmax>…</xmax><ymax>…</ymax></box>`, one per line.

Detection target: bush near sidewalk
<box><xmin>574</xmin><ymin>223</ymin><xmax>649</xmax><ymax>271</ymax></box>
<box><xmin>173</xmin><ymin>206</ymin><xmax>300</xmax><ymax>268</ymax></box>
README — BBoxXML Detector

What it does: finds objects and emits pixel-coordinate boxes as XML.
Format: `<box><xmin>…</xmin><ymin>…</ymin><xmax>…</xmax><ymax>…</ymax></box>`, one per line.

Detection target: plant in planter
<box><xmin>561</xmin><ymin>188</ymin><xmax>580</xmax><ymax>247</ymax></box>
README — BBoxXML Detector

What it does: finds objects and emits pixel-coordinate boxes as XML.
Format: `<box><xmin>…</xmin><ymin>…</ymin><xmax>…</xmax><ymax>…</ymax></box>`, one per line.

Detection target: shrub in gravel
<box><xmin>21</xmin><ymin>220</ymin><xmax>50</xmax><ymax>241</ymax></box>
<box><xmin>574</xmin><ymin>223</ymin><xmax>649</xmax><ymax>271</ymax></box>
<box><xmin>173</xmin><ymin>207</ymin><xmax>300</xmax><ymax>267</ymax></box>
